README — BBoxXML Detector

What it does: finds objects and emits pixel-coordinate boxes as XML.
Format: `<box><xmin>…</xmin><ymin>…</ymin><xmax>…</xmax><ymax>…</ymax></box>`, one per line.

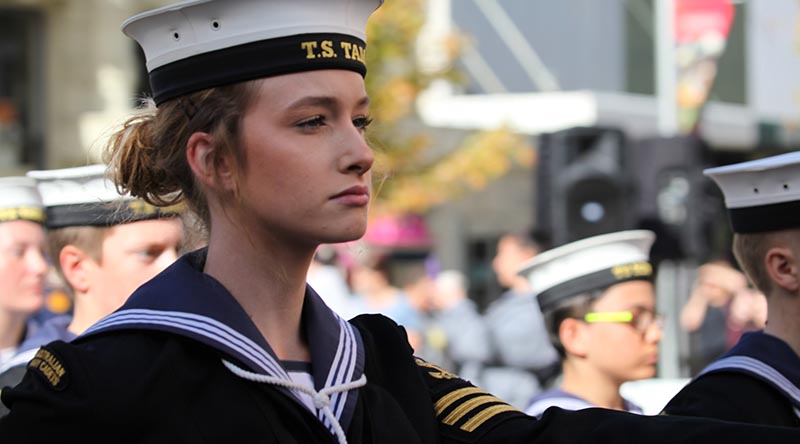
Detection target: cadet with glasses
<box><xmin>1</xmin><ymin>1</ymin><xmax>800</xmax><ymax>443</ymax></box>
<box><xmin>663</xmin><ymin>152</ymin><xmax>800</xmax><ymax>426</ymax></box>
<box><xmin>522</xmin><ymin>230</ymin><xmax>662</xmax><ymax>416</ymax></box>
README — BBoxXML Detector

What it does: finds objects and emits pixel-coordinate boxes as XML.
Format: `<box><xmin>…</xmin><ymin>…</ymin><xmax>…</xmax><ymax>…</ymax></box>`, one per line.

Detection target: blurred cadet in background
<box><xmin>0</xmin><ymin>177</ymin><xmax>47</xmax><ymax>369</ymax></box>
<box><xmin>0</xmin><ymin>165</ymin><xmax>182</xmax><ymax>408</ymax></box>
<box><xmin>421</xmin><ymin>269</ymin><xmax>490</xmax><ymax>378</ymax></box>
<box><xmin>350</xmin><ymin>247</ymin><xmax>423</xmax><ymax>350</ymax></box>
<box><xmin>521</xmin><ymin>230</ymin><xmax>662</xmax><ymax>416</ymax></box>
<box><xmin>664</xmin><ymin>152</ymin><xmax>800</xmax><ymax>426</ymax></box>
<box><xmin>307</xmin><ymin>245</ymin><xmax>355</xmax><ymax>319</ymax></box>
<box><xmin>680</xmin><ymin>260</ymin><xmax>766</xmax><ymax>375</ymax></box>
<box><xmin>480</xmin><ymin>230</ymin><xmax>559</xmax><ymax>408</ymax></box>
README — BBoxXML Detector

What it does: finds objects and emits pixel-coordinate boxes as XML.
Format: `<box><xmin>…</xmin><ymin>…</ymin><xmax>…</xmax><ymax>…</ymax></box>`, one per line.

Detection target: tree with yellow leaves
<box><xmin>365</xmin><ymin>0</ymin><xmax>534</xmax><ymax>216</ymax></box>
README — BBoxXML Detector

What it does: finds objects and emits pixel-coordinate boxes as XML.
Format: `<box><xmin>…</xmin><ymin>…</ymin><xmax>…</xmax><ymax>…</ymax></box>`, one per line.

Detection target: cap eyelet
<box><xmin>753</xmin><ymin>188</ymin><xmax>759</xmax><ymax>194</ymax></box>
<box><xmin>211</xmin><ymin>20</ymin><xmax>221</xmax><ymax>31</ymax></box>
<box><xmin>172</xmin><ymin>31</ymin><xmax>181</xmax><ymax>41</ymax></box>
<box><xmin>783</xmin><ymin>184</ymin><xmax>790</xmax><ymax>190</ymax></box>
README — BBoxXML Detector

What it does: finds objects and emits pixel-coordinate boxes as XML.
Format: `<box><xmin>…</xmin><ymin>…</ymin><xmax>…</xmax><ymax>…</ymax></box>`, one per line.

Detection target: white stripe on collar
<box><xmin>322</xmin><ymin>316</ymin><xmax>357</xmax><ymax>428</ymax></box>
<box><xmin>82</xmin><ymin>308</ymin><xmax>363</xmax><ymax>432</ymax></box>
<box><xmin>699</xmin><ymin>355</ymin><xmax>800</xmax><ymax>407</ymax></box>
<box><xmin>85</xmin><ymin>309</ymin><xmax>289</xmax><ymax>379</ymax></box>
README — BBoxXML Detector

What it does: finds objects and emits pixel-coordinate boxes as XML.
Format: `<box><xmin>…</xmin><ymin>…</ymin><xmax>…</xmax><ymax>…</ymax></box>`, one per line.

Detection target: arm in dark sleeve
<box><xmin>662</xmin><ymin>372</ymin><xmax>800</xmax><ymax>426</ymax></box>
<box><xmin>0</xmin><ymin>342</ymin><xmax>101</xmax><ymax>441</ymax></box>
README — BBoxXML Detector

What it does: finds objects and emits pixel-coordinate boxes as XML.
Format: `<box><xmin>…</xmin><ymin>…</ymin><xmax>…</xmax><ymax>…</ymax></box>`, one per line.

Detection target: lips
<box><xmin>330</xmin><ymin>185</ymin><xmax>370</xmax><ymax>206</ymax></box>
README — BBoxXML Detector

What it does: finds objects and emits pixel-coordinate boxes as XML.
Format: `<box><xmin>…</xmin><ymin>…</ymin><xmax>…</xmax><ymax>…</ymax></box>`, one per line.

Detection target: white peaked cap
<box><xmin>123</xmin><ymin>0</ymin><xmax>383</xmax><ymax>104</ymax></box>
<box><xmin>27</xmin><ymin>164</ymin><xmax>127</xmax><ymax>207</ymax></box>
<box><xmin>0</xmin><ymin>176</ymin><xmax>45</xmax><ymax>224</ymax></box>
<box><xmin>27</xmin><ymin>165</ymin><xmax>181</xmax><ymax>229</ymax></box>
<box><xmin>704</xmin><ymin>151</ymin><xmax>800</xmax><ymax>233</ymax></box>
<box><xmin>517</xmin><ymin>230</ymin><xmax>656</xmax><ymax>311</ymax></box>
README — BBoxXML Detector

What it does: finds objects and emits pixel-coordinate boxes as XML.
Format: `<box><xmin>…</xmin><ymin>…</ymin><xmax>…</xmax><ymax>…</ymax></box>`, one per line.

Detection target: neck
<box><xmin>560</xmin><ymin>359</ymin><xmax>626</xmax><ymax>411</ymax></box>
<box><xmin>510</xmin><ymin>277</ymin><xmax>531</xmax><ymax>294</ymax></box>
<box><xmin>67</xmin><ymin>293</ymin><xmax>105</xmax><ymax>336</ymax></box>
<box><xmin>203</xmin><ymin>218</ymin><xmax>315</xmax><ymax>362</ymax></box>
<box><xmin>764</xmin><ymin>294</ymin><xmax>800</xmax><ymax>358</ymax></box>
<box><xmin>0</xmin><ymin>310</ymin><xmax>27</xmax><ymax>350</ymax></box>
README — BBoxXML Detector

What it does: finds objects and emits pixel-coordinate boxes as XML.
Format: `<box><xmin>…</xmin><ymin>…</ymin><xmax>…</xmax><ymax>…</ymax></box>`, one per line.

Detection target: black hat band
<box><xmin>537</xmin><ymin>261</ymin><xmax>654</xmax><ymax>312</ymax></box>
<box><xmin>149</xmin><ymin>32</ymin><xmax>367</xmax><ymax>105</ymax></box>
<box><xmin>728</xmin><ymin>200</ymin><xmax>800</xmax><ymax>234</ymax></box>
<box><xmin>46</xmin><ymin>201</ymin><xmax>181</xmax><ymax>229</ymax></box>
<box><xmin>0</xmin><ymin>207</ymin><xmax>46</xmax><ymax>224</ymax></box>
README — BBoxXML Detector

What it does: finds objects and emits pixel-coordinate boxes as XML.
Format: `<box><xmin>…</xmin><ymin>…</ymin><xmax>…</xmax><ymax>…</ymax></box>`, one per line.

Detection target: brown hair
<box><xmin>732</xmin><ymin>232</ymin><xmax>775</xmax><ymax>295</ymax></box>
<box><xmin>543</xmin><ymin>290</ymin><xmax>603</xmax><ymax>359</ymax></box>
<box><xmin>104</xmin><ymin>81</ymin><xmax>261</xmax><ymax>228</ymax></box>
<box><xmin>47</xmin><ymin>226</ymin><xmax>109</xmax><ymax>290</ymax></box>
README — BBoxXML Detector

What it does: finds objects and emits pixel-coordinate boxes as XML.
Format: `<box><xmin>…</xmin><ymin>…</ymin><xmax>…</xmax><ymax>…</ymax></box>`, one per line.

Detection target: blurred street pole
<box><xmin>656</xmin><ymin>0</ymin><xmax>678</xmax><ymax>137</ymax></box>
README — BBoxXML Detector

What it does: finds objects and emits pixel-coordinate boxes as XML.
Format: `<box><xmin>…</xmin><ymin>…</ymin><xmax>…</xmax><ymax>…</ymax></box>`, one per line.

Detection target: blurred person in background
<box><xmin>0</xmin><ymin>178</ymin><xmax>47</xmax><ymax>369</ymax></box>
<box><xmin>664</xmin><ymin>152</ymin><xmax>800</xmax><ymax>426</ymax></box>
<box><xmin>521</xmin><ymin>230</ymin><xmax>662</xmax><ymax>416</ymax></box>
<box><xmin>422</xmin><ymin>269</ymin><xmax>490</xmax><ymax>378</ymax></box>
<box><xmin>680</xmin><ymin>261</ymin><xmax>766</xmax><ymax>374</ymax></box>
<box><xmin>307</xmin><ymin>244</ymin><xmax>355</xmax><ymax>319</ymax></box>
<box><xmin>481</xmin><ymin>229</ymin><xmax>559</xmax><ymax>408</ymax></box>
<box><xmin>0</xmin><ymin>165</ymin><xmax>183</xmax><ymax>410</ymax></box>
<box><xmin>350</xmin><ymin>248</ymin><xmax>423</xmax><ymax>350</ymax></box>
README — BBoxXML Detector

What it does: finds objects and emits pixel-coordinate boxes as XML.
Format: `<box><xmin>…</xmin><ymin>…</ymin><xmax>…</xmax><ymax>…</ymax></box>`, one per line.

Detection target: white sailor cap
<box><xmin>27</xmin><ymin>164</ymin><xmax>180</xmax><ymax>229</ymax></box>
<box><xmin>124</xmin><ymin>0</ymin><xmax>383</xmax><ymax>105</ymax></box>
<box><xmin>518</xmin><ymin>230</ymin><xmax>656</xmax><ymax>312</ymax></box>
<box><xmin>0</xmin><ymin>176</ymin><xmax>45</xmax><ymax>224</ymax></box>
<box><xmin>704</xmin><ymin>151</ymin><xmax>800</xmax><ymax>233</ymax></box>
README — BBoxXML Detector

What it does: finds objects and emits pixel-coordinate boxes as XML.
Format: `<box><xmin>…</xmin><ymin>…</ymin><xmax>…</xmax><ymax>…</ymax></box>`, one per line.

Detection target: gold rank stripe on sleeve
<box><xmin>442</xmin><ymin>394</ymin><xmax>500</xmax><ymax>425</ymax></box>
<box><xmin>433</xmin><ymin>386</ymin><xmax>487</xmax><ymax>415</ymax></box>
<box><xmin>460</xmin><ymin>404</ymin><xmax>521</xmax><ymax>432</ymax></box>
<box><xmin>432</xmin><ymin>386</ymin><xmax>522</xmax><ymax>433</ymax></box>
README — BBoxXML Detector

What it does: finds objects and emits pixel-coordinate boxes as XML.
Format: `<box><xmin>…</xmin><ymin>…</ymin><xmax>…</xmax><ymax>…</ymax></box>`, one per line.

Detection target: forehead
<box><xmin>0</xmin><ymin>220</ymin><xmax>45</xmax><ymax>243</ymax></box>
<box><xmin>251</xmin><ymin>69</ymin><xmax>368</xmax><ymax>107</ymax></box>
<box><xmin>593</xmin><ymin>280</ymin><xmax>655</xmax><ymax>309</ymax></box>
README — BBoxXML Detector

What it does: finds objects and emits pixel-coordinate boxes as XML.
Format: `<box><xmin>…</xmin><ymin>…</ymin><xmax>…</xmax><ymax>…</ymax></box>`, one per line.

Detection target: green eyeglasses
<box><xmin>583</xmin><ymin>308</ymin><xmax>664</xmax><ymax>334</ymax></box>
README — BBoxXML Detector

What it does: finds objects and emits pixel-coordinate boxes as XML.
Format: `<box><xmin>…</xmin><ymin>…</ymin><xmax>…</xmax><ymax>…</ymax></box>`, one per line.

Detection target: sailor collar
<box><xmin>81</xmin><ymin>248</ymin><xmax>365</xmax><ymax>434</ymax></box>
<box><xmin>698</xmin><ymin>330</ymin><xmax>800</xmax><ymax>409</ymax></box>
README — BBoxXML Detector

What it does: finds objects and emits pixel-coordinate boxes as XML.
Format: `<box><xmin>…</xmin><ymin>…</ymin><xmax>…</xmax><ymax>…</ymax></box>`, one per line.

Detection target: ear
<box><xmin>186</xmin><ymin>132</ymin><xmax>237</xmax><ymax>192</ymax></box>
<box><xmin>59</xmin><ymin>245</ymin><xmax>96</xmax><ymax>294</ymax></box>
<box><xmin>765</xmin><ymin>246</ymin><xmax>800</xmax><ymax>293</ymax></box>
<box><xmin>559</xmin><ymin>318</ymin><xmax>590</xmax><ymax>358</ymax></box>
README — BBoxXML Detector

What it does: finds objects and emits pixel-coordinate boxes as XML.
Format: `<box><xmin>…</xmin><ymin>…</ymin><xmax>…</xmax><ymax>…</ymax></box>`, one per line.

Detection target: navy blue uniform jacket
<box><xmin>1</xmin><ymin>251</ymin><xmax>798</xmax><ymax>443</ymax></box>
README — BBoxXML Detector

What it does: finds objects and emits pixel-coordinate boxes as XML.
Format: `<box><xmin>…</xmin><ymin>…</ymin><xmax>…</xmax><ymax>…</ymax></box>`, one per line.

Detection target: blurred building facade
<box><xmin>3</xmin><ymin>0</ymin><xmax>800</xmax><ymax>315</ymax></box>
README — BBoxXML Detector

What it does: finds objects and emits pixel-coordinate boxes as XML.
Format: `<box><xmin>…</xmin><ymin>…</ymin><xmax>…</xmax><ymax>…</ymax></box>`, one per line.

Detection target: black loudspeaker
<box><xmin>536</xmin><ymin>126</ymin><xmax>633</xmax><ymax>247</ymax></box>
<box><xmin>630</xmin><ymin>135</ymin><xmax>717</xmax><ymax>262</ymax></box>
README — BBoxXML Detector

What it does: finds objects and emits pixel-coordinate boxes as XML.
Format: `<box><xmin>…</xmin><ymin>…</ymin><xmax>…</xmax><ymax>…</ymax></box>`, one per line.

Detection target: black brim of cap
<box><xmin>150</xmin><ymin>32</ymin><xmax>367</xmax><ymax>105</ymax></box>
<box><xmin>537</xmin><ymin>262</ymin><xmax>654</xmax><ymax>312</ymax></box>
<box><xmin>46</xmin><ymin>201</ymin><xmax>180</xmax><ymax>229</ymax></box>
<box><xmin>728</xmin><ymin>200</ymin><xmax>800</xmax><ymax>233</ymax></box>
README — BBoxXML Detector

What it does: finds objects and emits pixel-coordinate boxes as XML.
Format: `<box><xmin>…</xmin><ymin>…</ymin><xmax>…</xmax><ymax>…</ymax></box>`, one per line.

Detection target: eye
<box><xmin>353</xmin><ymin>115</ymin><xmax>373</xmax><ymax>131</ymax></box>
<box><xmin>296</xmin><ymin>115</ymin><xmax>326</xmax><ymax>130</ymax></box>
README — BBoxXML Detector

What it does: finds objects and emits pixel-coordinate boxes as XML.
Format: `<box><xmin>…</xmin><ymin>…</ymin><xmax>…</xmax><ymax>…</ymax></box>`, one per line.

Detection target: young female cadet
<box><xmin>520</xmin><ymin>231</ymin><xmax>661</xmax><ymax>416</ymax></box>
<box><xmin>0</xmin><ymin>177</ymin><xmax>47</xmax><ymax>368</ymax></box>
<box><xmin>1</xmin><ymin>1</ymin><xmax>799</xmax><ymax>443</ymax></box>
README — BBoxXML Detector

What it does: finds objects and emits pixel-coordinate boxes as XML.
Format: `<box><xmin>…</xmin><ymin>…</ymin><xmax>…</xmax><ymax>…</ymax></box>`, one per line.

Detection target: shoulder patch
<box><xmin>27</xmin><ymin>347</ymin><xmax>69</xmax><ymax>391</ymax></box>
<box><xmin>416</xmin><ymin>357</ymin><xmax>459</xmax><ymax>379</ymax></box>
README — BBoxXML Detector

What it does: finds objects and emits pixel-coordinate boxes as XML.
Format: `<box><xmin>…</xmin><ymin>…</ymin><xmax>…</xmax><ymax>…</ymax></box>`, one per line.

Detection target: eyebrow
<box><xmin>286</xmin><ymin>95</ymin><xmax>370</xmax><ymax>110</ymax></box>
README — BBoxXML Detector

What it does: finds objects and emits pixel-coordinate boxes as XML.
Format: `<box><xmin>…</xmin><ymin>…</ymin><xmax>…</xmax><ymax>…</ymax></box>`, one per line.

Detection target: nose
<box><xmin>644</xmin><ymin>320</ymin><xmax>663</xmax><ymax>344</ymax></box>
<box><xmin>28</xmin><ymin>248</ymin><xmax>49</xmax><ymax>278</ymax></box>
<box><xmin>340</xmin><ymin>128</ymin><xmax>374</xmax><ymax>176</ymax></box>
<box><xmin>158</xmin><ymin>247</ymin><xmax>180</xmax><ymax>270</ymax></box>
